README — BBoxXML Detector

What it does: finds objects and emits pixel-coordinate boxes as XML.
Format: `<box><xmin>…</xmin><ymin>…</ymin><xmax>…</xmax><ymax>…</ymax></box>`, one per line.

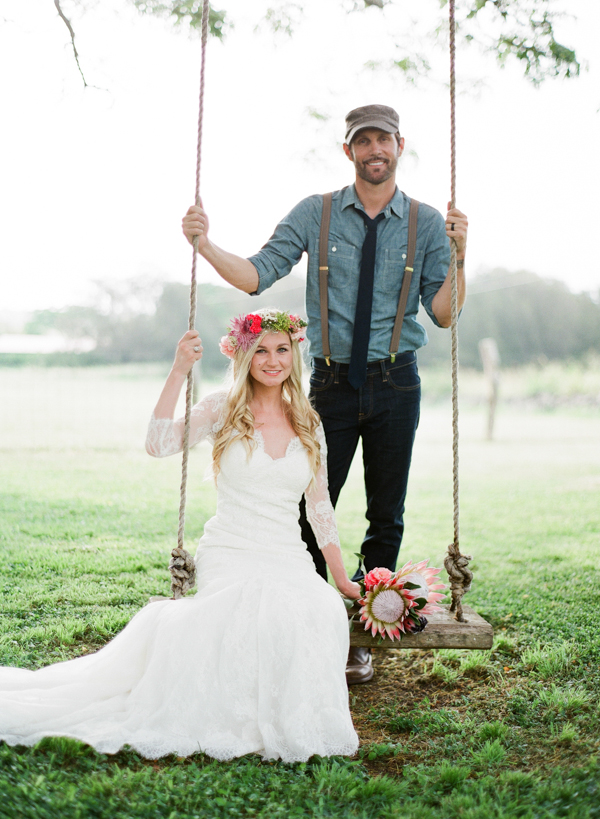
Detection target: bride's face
<box><xmin>249</xmin><ymin>332</ymin><xmax>293</xmax><ymax>388</ymax></box>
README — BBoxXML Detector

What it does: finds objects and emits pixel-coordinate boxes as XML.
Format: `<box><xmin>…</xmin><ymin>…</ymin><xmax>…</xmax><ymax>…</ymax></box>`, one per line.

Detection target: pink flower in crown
<box><xmin>289</xmin><ymin>315</ymin><xmax>307</xmax><ymax>343</ymax></box>
<box><xmin>364</xmin><ymin>567</ymin><xmax>393</xmax><ymax>591</ymax></box>
<box><xmin>229</xmin><ymin>315</ymin><xmax>260</xmax><ymax>352</ymax></box>
<box><xmin>219</xmin><ymin>335</ymin><xmax>238</xmax><ymax>360</ymax></box>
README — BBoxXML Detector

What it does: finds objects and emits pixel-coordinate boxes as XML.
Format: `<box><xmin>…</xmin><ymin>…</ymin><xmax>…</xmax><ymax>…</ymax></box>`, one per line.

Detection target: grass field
<box><xmin>1</xmin><ymin>364</ymin><xmax>599</xmax><ymax>818</ymax></box>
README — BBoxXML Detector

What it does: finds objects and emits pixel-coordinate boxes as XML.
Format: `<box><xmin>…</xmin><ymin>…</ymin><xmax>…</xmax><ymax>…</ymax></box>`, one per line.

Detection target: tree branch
<box><xmin>53</xmin><ymin>0</ymin><xmax>88</xmax><ymax>87</ymax></box>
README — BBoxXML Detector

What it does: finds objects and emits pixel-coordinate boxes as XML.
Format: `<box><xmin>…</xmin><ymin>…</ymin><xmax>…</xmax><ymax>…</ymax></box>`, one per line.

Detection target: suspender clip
<box><xmin>325</xmin><ymin>356</ymin><xmax>331</xmax><ymax>366</ymax></box>
<box><xmin>319</xmin><ymin>266</ymin><xmax>329</xmax><ymax>271</ymax></box>
<box><xmin>404</xmin><ymin>266</ymin><xmax>414</xmax><ymax>273</ymax></box>
<box><xmin>390</xmin><ymin>353</ymin><xmax>396</xmax><ymax>364</ymax></box>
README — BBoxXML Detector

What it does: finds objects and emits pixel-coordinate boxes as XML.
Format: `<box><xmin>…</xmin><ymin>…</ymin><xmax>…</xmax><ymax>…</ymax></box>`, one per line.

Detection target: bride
<box><xmin>0</xmin><ymin>308</ymin><xmax>361</xmax><ymax>762</ymax></box>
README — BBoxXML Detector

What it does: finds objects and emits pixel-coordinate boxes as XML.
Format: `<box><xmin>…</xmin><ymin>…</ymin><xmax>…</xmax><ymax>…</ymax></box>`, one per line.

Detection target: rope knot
<box><xmin>170</xmin><ymin>547</ymin><xmax>197</xmax><ymax>599</ymax></box>
<box><xmin>444</xmin><ymin>542</ymin><xmax>473</xmax><ymax>622</ymax></box>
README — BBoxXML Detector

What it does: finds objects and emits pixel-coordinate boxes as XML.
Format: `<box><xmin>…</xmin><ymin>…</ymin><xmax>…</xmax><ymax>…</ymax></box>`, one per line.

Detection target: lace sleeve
<box><xmin>145</xmin><ymin>391</ymin><xmax>227</xmax><ymax>458</ymax></box>
<box><xmin>305</xmin><ymin>424</ymin><xmax>342</xmax><ymax>551</ymax></box>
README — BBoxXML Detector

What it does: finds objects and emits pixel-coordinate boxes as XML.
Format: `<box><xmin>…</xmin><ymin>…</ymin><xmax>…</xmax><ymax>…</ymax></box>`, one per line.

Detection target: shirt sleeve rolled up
<box><xmin>247</xmin><ymin>196</ymin><xmax>319</xmax><ymax>296</ymax></box>
<box><xmin>418</xmin><ymin>208</ymin><xmax>451</xmax><ymax>328</ymax></box>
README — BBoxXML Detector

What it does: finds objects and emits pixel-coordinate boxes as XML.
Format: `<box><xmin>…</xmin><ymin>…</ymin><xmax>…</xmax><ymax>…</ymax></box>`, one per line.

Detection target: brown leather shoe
<box><xmin>346</xmin><ymin>646</ymin><xmax>373</xmax><ymax>685</ymax></box>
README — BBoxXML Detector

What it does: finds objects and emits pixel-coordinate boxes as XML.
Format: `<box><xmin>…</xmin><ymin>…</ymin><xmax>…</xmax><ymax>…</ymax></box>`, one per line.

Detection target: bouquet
<box><xmin>354</xmin><ymin>559</ymin><xmax>446</xmax><ymax>642</ymax></box>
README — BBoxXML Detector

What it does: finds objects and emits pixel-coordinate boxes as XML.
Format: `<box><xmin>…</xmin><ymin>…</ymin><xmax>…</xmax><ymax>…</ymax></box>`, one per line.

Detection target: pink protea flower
<box><xmin>358</xmin><ymin>576</ymin><xmax>418</xmax><ymax>641</ymax></box>
<box><xmin>395</xmin><ymin>559</ymin><xmax>446</xmax><ymax>615</ymax></box>
<box><xmin>364</xmin><ymin>567</ymin><xmax>393</xmax><ymax>591</ymax></box>
<box><xmin>357</xmin><ymin>560</ymin><xmax>446</xmax><ymax>640</ymax></box>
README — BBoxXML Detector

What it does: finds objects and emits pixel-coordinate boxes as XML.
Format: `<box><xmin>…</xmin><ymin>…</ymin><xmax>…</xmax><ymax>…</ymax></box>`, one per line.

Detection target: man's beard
<box><xmin>355</xmin><ymin>154</ymin><xmax>398</xmax><ymax>185</ymax></box>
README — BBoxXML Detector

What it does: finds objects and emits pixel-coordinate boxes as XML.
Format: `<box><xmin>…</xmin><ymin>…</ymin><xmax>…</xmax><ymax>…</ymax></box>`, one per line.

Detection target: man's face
<box><xmin>343</xmin><ymin>128</ymin><xmax>404</xmax><ymax>185</ymax></box>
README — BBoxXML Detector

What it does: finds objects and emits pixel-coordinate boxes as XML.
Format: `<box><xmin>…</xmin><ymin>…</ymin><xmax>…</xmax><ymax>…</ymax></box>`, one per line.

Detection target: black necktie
<box><xmin>348</xmin><ymin>210</ymin><xmax>385</xmax><ymax>390</ymax></box>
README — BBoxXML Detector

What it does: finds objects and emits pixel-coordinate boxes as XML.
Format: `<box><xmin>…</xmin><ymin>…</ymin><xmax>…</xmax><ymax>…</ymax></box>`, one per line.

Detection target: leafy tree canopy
<box><xmin>54</xmin><ymin>0</ymin><xmax>579</xmax><ymax>88</ymax></box>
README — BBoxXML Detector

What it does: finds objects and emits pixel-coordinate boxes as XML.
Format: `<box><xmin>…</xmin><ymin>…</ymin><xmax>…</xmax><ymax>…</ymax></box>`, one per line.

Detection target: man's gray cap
<box><xmin>345</xmin><ymin>104</ymin><xmax>400</xmax><ymax>144</ymax></box>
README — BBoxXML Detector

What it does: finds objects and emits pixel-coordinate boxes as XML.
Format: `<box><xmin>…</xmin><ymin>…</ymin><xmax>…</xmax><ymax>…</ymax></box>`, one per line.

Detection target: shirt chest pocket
<box><xmin>377</xmin><ymin>247</ymin><xmax>409</xmax><ymax>294</ymax></box>
<box><xmin>325</xmin><ymin>241</ymin><xmax>359</xmax><ymax>292</ymax></box>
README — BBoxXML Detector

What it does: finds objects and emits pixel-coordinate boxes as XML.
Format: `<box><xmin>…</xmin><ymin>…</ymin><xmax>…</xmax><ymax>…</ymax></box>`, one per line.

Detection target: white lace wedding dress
<box><xmin>0</xmin><ymin>392</ymin><xmax>358</xmax><ymax>762</ymax></box>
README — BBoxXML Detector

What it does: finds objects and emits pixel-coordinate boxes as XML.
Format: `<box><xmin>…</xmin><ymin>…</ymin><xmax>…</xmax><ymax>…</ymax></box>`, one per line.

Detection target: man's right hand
<box><xmin>182</xmin><ymin>201</ymin><xmax>209</xmax><ymax>252</ymax></box>
<box><xmin>179</xmin><ymin>200</ymin><xmax>260</xmax><ymax>294</ymax></box>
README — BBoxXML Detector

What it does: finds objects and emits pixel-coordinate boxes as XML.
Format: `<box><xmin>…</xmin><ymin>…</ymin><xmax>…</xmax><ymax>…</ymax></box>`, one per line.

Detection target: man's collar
<box><xmin>341</xmin><ymin>184</ymin><xmax>405</xmax><ymax>219</ymax></box>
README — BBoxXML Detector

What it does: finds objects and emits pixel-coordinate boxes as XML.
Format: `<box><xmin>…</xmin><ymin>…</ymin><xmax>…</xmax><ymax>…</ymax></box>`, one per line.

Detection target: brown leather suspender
<box><xmin>318</xmin><ymin>193</ymin><xmax>419</xmax><ymax>366</ymax></box>
<box><xmin>388</xmin><ymin>197</ymin><xmax>419</xmax><ymax>362</ymax></box>
<box><xmin>318</xmin><ymin>192</ymin><xmax>333</xmax><ymax>365</ymax></box>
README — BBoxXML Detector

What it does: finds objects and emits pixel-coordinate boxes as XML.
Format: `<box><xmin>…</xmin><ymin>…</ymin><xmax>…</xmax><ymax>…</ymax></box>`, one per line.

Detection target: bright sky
<box><xmin>1</xmin><ymin>0</ymin><xmax>599</xmax><ymax>315</ymax></box>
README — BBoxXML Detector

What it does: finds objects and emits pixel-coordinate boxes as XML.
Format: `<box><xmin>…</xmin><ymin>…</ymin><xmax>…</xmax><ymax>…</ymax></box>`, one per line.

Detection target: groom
<box><xmin>182</xmin><ymin>104</ymin><xmax>468</xmax><ymax>684</ymax></box>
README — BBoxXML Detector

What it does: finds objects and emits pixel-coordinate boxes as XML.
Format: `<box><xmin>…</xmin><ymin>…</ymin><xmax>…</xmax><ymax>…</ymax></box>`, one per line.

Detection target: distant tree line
<box><xmin>18</xmin><ymin>269</ymin><xmax>600</xmax><ymax>373</ymax></box>
<box><xmin>418</xmin><ymin>269</ymin><xmax>600</xmax><ymax>368</ymax></box>
<box><xmin>23</xmin><ymin>275</ymin><xmax>306</xmax><ymax>375</ymax></box>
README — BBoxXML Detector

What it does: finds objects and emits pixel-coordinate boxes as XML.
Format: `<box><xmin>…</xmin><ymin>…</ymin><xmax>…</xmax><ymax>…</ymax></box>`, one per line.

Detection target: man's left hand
<box><xmin>445</xmin><ymin>204</ymin><xmax>468</xmax><ymax>257</ymax></box>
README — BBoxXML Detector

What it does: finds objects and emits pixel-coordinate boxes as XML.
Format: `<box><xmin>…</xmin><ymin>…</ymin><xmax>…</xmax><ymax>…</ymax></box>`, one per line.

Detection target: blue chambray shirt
<box><xmin>249</xmin><ymin>185</ymin><xmax>450</xmax><ymax>363</ymax></box>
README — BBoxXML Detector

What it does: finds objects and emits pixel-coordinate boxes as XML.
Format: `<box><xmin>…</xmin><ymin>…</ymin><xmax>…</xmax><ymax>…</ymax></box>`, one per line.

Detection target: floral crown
<box><xmin>219</xmin><ymin>310</ymin><xmax>308</xmax><ymax>360</ymax></box>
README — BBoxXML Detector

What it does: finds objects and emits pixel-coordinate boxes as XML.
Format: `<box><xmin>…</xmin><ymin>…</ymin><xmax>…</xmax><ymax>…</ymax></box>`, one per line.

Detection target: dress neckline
<box><xmin>254</xmin><ymin>429</ymin><xmax>300</xmax><ymax>462</ymax></box>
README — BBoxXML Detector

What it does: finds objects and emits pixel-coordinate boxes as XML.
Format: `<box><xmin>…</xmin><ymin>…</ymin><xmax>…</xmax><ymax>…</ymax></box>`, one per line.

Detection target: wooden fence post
<box><xmin>478</xmin><ymin>338</ymin><xmax>500</xmax><ymax>441</ymax></box>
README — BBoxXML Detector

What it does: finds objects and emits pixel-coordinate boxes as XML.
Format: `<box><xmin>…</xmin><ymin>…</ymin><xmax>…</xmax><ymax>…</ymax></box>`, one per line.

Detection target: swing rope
<box><xmin>443</xmin><ymin>0</ymin><xmax>473</xmax><ymax>622</ymax></box>
<box><xmin>169</xmin><ymin>0</ymin><xmax>211</xmax><ymax>599</ymax></box>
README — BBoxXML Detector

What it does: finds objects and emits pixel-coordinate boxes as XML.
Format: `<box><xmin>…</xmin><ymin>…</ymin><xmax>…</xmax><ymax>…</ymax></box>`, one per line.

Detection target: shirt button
<box><xmin>332</xmin><ymin>246</ymin><xmax>337</xmax><ymax>252</ymax></box>
<box><xmin>402</xmin><ymin>253</ymin><xmax>406</xmax><ymax>259</ymax></box>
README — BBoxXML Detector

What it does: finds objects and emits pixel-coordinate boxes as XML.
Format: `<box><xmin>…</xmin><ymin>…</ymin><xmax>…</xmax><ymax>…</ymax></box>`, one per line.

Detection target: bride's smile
<box><xmin>249</xmin><ymin>332</ymin><xmax>293</xmax><ymax>387</ymax></box>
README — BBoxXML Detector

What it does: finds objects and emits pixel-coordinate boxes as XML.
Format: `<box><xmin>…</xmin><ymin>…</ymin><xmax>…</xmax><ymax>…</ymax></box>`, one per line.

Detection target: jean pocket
<box><xmin>309</xmin><ymin>369</ymin><xmax>334</xmax><ymax>393</ymax></box>
<box><xmin>385</xmin><ymin>362</ymin><xmax>421</xmax><ymax>392</ymax></box>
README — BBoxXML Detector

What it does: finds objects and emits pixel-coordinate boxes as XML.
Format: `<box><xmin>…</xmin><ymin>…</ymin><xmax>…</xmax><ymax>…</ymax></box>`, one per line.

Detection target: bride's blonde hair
<box><xmin>212</xmin><ymin>311</ymin><xmax>322</xmax><ymax>484</ymax></box>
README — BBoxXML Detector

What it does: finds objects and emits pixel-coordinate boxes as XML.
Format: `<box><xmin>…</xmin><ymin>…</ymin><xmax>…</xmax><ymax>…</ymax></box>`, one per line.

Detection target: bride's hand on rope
<box><xmin>182</xmin><ymin>202</ymin><xmax>209</xmax><ymax>252</ymax></box>
<box><xmin>173</xmin><ymin>330</ymin><xmax>203</xmax><ymax>376</ymax></box>
<box><xmin>445</xmin><ymin>205</ymin><xmax>468</xmax><ymax>258</ymax></box>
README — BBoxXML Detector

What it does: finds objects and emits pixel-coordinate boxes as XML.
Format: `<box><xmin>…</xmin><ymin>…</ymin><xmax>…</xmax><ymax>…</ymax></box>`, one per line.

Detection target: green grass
<box><xmin>3</xmin><ymin>740</ymin><xmax>600</xmax><ymax>819</ymax></box>
<box><xmin>1</xmin><ymin>363</ymin><xmax>600</xmax><ymax>817</ymax></box>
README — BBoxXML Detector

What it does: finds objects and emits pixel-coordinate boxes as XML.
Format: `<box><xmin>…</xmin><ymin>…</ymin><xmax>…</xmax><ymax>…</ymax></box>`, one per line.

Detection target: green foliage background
<box><xmin>13</xmin><ymin>269</ymin><xmax>600</xmax><ymax>374</ymax></box>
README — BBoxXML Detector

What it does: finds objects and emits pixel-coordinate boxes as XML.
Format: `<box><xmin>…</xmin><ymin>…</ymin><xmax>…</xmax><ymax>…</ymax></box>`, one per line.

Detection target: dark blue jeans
<box><xmin>299</xmin><ymin>352</ymin><xmax>421</xmax><ymax>581</ymax></box>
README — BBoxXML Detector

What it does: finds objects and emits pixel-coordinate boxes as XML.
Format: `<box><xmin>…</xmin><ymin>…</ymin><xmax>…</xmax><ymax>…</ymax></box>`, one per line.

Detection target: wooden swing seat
<box><xmin>348</xmin><ymin>604</ymin><xmax>493</xmax><ymax>650</ymax></box>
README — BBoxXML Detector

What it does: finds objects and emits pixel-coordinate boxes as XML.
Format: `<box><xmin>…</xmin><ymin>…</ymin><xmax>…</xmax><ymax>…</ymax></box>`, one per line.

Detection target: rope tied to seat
<box><xmin>444</xmin><ymin>0</ymin><xmax>472</xmax><ymax>622</ymax></box>
<box><xmin>171</xmin><ymin>0</ymin><xmax>210</xmax><ymax>599</ymax></box>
